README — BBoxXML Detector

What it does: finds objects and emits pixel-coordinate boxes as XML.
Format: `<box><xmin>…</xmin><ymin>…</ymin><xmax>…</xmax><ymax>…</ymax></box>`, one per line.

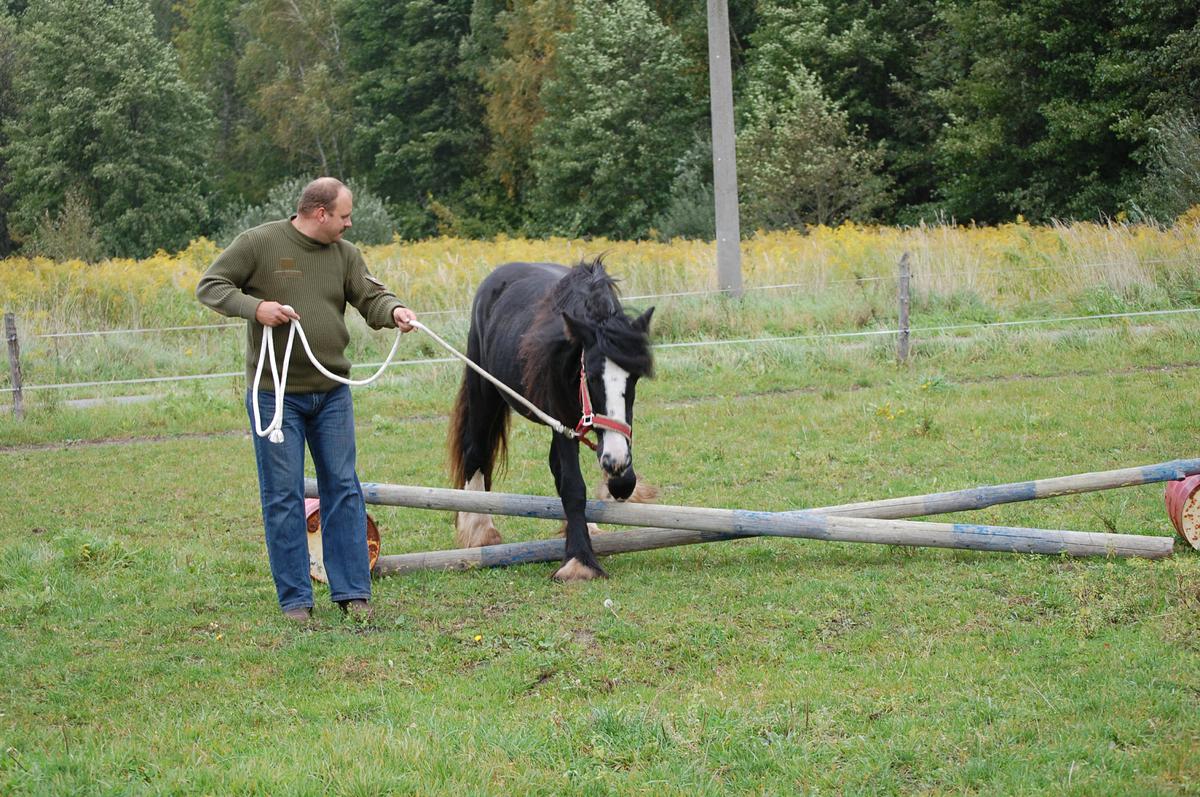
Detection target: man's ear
<box><xmin>633</xmin><ymin>306</ymin><xmax>655</xmax><ymax>334</ymax></box>
<box><xmin>562</xmin><ymin>312</ymin><xmax>595</xmax><ymax>346</ymax></box>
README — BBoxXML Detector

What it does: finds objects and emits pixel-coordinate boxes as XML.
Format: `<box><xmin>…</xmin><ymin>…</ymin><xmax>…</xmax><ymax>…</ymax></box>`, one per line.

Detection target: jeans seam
<box><xmin>331</xmin><ymin>592</ymin><xmax>371</xmax><ymax>602</ymax></box>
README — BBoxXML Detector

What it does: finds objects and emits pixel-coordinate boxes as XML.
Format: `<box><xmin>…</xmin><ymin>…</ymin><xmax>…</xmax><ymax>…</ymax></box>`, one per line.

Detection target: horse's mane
<box><xmin>519</xmin><ymin>257</ymin><xmax>653</xmax><ymax>419</ymax></box>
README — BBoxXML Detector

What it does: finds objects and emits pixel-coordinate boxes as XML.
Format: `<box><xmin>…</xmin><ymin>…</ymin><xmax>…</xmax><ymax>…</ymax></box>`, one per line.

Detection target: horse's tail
<box><xmin>447</xmin><ymin>368</ymin><xmax>509</xmax><ymax>490</ymax></box>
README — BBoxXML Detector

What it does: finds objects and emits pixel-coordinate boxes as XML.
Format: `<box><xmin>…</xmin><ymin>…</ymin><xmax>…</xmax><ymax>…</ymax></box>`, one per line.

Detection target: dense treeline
<box><xmin>0</xmin><ymin>0</ymin><xmax>1196</xmax><ymax>259</ymax></box>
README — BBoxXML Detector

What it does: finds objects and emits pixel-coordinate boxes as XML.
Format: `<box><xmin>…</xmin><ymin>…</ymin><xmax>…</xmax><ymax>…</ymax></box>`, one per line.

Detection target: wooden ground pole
<box><xmin>305</xmin><ymin>458</ymin><xmax>1195</xmax><ymax>574</ymax></box>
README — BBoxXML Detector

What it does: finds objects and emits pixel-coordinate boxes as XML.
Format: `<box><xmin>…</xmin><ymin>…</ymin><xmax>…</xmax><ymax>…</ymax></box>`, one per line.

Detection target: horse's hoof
<box><xmin>552</xmin><ymin>558</ymin><xmax>607</xmax><ymax>582</ymax></box>
<box><xmin>455</xmin><ymin>512</ymin><xmax>503</xmax><ymax>548</ymax></box>
<box><xmin>460</xmin><ymin>527</ymin><xmax>502</xmax><ymax>548</ymax></box>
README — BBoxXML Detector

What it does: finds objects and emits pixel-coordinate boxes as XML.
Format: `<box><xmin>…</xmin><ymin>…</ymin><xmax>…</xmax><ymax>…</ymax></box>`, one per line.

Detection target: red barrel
<box><xmin>1164</xmin><ymin>476</ymin><xmax>1200</xmax><ymax>550</ymax></box>
<box><xmin>305</xmin><ymin>498</ymin><xmax>382</xmax><ymax>582</ymax></box>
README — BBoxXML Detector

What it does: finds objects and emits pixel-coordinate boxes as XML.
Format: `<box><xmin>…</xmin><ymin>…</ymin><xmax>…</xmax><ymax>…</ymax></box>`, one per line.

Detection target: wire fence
<box><xmin>4</xmin><ymin>306</ymin><xmax>1198</xmax><ymax>396</ymax></box>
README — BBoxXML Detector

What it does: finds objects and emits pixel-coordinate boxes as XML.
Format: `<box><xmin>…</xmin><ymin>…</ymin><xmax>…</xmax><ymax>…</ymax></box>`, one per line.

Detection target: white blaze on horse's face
<box><xmin>599</xmin><ymin>358</ymin><xmax>631</xmax><ymax>475</ymax></box>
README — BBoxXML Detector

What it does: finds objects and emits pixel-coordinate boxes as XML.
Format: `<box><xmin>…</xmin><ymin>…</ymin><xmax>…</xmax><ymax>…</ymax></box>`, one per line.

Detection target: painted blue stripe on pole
<box><xmin>973</xmin><ymin>482</ymin><xmax>1040</xmax><ymax>505</ymax></box>
<box><xmin>479</xmin><ymin>538</ymin><xmax>563</xmax><ymax>568</ymax></box>
<box><xmin>1139</xmin><ymin>459</ymin><xmax>1200</xmax><ymax>484</ymax></box>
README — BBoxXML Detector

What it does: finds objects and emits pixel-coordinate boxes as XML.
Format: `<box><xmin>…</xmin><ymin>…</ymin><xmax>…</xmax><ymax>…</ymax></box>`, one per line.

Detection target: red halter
<box><xmin>574</xmin><ymin>352</ymin><xmax>633</xmax><ymax>451</ymax></box>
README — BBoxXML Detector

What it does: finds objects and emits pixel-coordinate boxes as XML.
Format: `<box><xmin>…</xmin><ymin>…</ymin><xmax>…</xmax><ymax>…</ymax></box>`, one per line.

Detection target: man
<box><xmin>197</xmin><ymin>177</ymin><xmax>416</xmax><ymax>622</ymax></box>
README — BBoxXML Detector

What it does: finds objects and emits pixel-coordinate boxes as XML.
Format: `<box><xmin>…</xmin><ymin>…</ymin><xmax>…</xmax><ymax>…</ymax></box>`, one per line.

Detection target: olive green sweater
<box><xmin>196</xmin><ymin>219</ymin><xmax>405</xmax><ymax>393</ymax></box>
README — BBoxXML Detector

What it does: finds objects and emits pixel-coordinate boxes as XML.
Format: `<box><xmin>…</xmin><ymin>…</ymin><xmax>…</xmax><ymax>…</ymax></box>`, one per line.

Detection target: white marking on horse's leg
<box><xmin>598</xmin><ymin>359</ymin><xmax>631</xmax><ymax>474</ymax></box>
<box><xmin>553</xmin><ymin>557</ymin><xmax>604</xmax><ymax>582</ymax></box>
<box><xmin>455</xmin><ymin>470</ymin><xmax>502</xmax><ymax>548</ymax></box>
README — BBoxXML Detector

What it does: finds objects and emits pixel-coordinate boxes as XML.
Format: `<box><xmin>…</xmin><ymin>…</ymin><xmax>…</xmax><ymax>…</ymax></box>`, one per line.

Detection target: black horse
<box><xmin>448</xmin><ymin>258</ymin><xmax>654</xmax><ymax>581</ymax></box>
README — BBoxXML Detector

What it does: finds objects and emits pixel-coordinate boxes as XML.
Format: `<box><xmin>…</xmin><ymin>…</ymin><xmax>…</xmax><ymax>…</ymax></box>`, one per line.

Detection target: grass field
<box><xmin>2</xmin><ymin>293</ymin><xmax>1199</xmax><ymax>794</ymax></box>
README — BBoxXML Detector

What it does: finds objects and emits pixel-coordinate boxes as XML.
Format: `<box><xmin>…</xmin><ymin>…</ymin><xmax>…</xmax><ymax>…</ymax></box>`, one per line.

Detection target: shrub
<box><xmin>650</xmin><ymin>137</ymin><xmax>716</xmax><ymax>241</ymax></box>
<box><xmin>23</xmin><ymin>188</ymin><xmax>105</xmax><ymax>262</ymax></box>
<box><xmin>1135</xmin><ymin>110</ymin><xmax>1200</xmax><ymax>223</ymax></box>
<box><xmin>215</xmin><ymin>177</ymin><xmax>397</xmax><ymax>246</ymax></box>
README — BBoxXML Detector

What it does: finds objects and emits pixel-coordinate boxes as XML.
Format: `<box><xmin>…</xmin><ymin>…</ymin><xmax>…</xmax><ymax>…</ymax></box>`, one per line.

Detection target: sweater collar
<box><xmin>284</xmin><ymin>215</ymin><xmax>329</xmax><ymax>250</ymax></box>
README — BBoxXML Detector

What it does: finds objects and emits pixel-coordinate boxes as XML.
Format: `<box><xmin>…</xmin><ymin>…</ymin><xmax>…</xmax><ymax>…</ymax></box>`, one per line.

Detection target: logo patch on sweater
<box><xmin>275</xmin><ymin>257</ymin><xmax>302</xmax><ymax>279</ymax></box>
<box><xmin>365</xmin><ymin>274</ymin><xmax>385</xmax><ymax>288</ymax></box>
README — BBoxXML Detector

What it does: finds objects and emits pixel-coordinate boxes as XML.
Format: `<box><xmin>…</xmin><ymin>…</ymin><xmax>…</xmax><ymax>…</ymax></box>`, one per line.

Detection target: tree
<box><xmin>0</xmin><ymin>9</ymin><xmax>23</xmax><ymax>255</ymax></box>
<box><xmin>2</xmin><ymin>0</ymin><xmax>213</xmax><ymax>258</ymax></box>
<box><xmin>236</xmin><ymin>0</ymin><xmax>351</xmax><ymax>178</ymax></box>
<box><xmin>23</xmin><ymin>188</ymin><xmax>104</xmax><ymax>262</ymax></box>
<box><xmin>743</xmin><ymin>0</ymin><xmax>939</xmax><ymax>221</ymax></box>
<box><xmin>529</xmin><ymin>0</ymin><xmax>700</xmax><ymax>238</ymax></box>
<box><xmin>343</xmin><ymin>0</ymin><xmax>487</xmax><ymax>237</ymax></box>
<box><xmin>214</xmin><ymin>176</ymin><xmax>398</xmax><ymax>246</ymax></box>
<box><xmin>738</xmin><ymin>69</ymin><xmax>888</xmax><ymax>229</ymax></box>
<box><xmin>174</xmin><ymin>0</ymin><xmax>291</xmax><ymax>206</ymax></box>
<box><xmin>927</xmin><ymin>0</ymin><xmax>1200</xmax><ymax>222</ymax></box>
<box><xmin>736</xmin><ymin>2</ymin><xmax>889</xmax><ymax>229</ymax></box>
<box><xmin>477</xmin><ymin>0</ymin><xmax>573</xmax><ymax>209</ymax></box>
<box><xmin>649</xmin><ymin>134</ymin><xmax>716</xmax><ymax>240</ymax></box>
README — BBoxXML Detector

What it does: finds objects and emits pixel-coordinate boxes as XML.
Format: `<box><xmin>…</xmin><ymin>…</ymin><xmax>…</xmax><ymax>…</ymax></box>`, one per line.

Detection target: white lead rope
<box><xmin>409</xmin><ymin>320</ymin><xmax>574</xmax><ymax>438</ymax></box>
<box><xmin>251</xmin><ymin>307</ymin><xmax>406</xmax><ymax>443</ymax></box>
<box><xmin>251</xmin><ymin>310</ymin><xmax>573</xmax><ymax>444</ymax></box>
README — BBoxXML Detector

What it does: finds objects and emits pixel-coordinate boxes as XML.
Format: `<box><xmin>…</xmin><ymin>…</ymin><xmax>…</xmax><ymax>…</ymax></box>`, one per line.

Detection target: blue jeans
<box><xmin>245</xmin><ymin>385</ymin><xmax>371</xmax><ymax>611</ymax></box>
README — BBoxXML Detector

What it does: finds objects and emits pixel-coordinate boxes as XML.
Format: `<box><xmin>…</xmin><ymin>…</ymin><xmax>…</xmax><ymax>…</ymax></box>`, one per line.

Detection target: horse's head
<box><xmin>563</xmin><ymin>305</ymin><xmax>654</xmax><ymax>499</ymax></box>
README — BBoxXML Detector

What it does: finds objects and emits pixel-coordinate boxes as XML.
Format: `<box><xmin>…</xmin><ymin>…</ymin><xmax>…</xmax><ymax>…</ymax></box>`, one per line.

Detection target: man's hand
<box><xmin>256</xmin><ymin>301</ymin><xmax>300</xmax><ymax>327</ymax></box>
<box><xmin>393</xmin><ymin>306</ymin><xmax>417</xmax><ymax>333</ymax></box>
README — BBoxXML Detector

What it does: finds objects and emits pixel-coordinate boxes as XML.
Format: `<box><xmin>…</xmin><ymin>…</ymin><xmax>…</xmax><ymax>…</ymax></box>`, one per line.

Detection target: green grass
<box><xmin>1</xmin><ymin>308</ymin><xmax>1199</xmax><ymax>795</ymax></box>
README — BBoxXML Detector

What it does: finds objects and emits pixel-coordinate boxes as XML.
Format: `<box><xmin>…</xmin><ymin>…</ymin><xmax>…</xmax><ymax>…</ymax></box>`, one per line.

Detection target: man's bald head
<box><xmin>297</xmin><ymin>177</ymin><xmax>348</xmax><ymax>217</ymax></box>
<box><xmin>292</xmin><ymin>177</ymin><xmax>354</xmax><ymax>243</ymax></box>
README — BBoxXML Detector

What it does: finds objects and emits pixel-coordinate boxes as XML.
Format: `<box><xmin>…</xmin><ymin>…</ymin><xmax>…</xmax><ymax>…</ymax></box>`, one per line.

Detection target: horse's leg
<box><xmin>553</xmin><ymin>462</ymin><xmax>601</xmax><ymax>538</ymax></box>
<box><xmin>451</xmin><ymin>371</ymin><xmax>505</xmax><ymax>549</ymax></box>
<box><xmin>548</xmin><ymin>436</ymin><xmax>606</xmax><ymax>581</ymax></box>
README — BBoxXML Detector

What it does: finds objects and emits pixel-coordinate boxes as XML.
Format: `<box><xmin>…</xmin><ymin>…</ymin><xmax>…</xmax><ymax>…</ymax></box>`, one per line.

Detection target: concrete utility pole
<box><xmin>706</xmin><ymin>0</ymin><xmax>743</xmax><ymax>296</ymax></box>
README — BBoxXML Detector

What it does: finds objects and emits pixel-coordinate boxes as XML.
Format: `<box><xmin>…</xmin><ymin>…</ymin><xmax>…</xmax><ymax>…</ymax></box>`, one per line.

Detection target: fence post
<box><xmin>896</xmin><ymin>252</ymin><xmax>911</xmax><ymax>364</ymax></box>
<box><xmin>5</xmin><ymin>312</ymin><xmax>24</xmax><ymax>418</ymax></box>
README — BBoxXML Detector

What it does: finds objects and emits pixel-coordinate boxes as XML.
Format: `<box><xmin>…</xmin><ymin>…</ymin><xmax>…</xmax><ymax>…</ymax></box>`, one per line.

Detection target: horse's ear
<box><xmin>562</xmin><ymin>312</ymin><xmax>594</xmax><ymax>345</ymax></box>
<box><xmin>633</xmin><ymin>306</ymin><xmax>655</xmax><ymax>334</ymax></box>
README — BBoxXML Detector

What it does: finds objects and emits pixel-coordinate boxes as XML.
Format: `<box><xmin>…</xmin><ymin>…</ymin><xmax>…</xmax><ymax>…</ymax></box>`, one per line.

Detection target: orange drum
<box><xmin>1164</xmin><ymin>476</ymin><xmax>1200</xmax><ymax>550</ymax></box>
<box><xmin>304</xmin><ymin>497</ymin><xmax>382</xmax><ymax>582</ymax></box>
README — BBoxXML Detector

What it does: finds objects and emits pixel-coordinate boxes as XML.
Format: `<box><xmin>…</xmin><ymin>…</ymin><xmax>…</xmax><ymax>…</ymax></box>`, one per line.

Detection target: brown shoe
<box><xmin>282</xmin><ymin>606</ymin><xmax>312</xmax><ymax>622</ymax></box>
<box><xmin>338</xmin><ymin>599</ymin><xmax>373</xmax><ymax>620</ymax></box>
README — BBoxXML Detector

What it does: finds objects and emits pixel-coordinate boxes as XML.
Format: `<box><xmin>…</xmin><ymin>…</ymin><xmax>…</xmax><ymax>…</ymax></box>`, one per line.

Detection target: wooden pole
<box><xmin>896</xmin><ymin>252</ymin><xmax>911</xmax><ymax>364</ymax></box>
<box><xmin>803</xmin><ymin>458</ymin><xmax>1200</xmax><ymax>519</ymax></box>
<box><xmin>307</xmin><ymin>458</ymin><xmax>1193</xmax><ymax>573</ymax></box>
<box><xmin>369</xmin><ymin>519</ymin><xmax>1169</xmax><ymax>576</ymax></box>
<box><xmin>4</xmin><ymin>313</ymin><xmax>23</xmax><ymax>419</ymax></box>
<box><xmin>707</xmin><ymin>0</ymin><xmax>742</xmax><ymax>297</ymax></box>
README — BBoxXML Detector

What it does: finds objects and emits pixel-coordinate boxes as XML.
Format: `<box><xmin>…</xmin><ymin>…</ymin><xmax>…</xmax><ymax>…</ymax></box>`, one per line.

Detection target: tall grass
<box><xmin>2</xmin><ymin>219</ymin><xmax>1197</xmax><ymax>328</ymax></box>
<box><xmin>0</xmin><ymin>219</ymin><xmax>1196</xmax><ymax>398</ymax></box>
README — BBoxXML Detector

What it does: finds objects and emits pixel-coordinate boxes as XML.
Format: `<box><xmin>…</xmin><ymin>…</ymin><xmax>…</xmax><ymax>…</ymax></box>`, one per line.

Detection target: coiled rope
<box><xmin>252</xmin><ymin>310</ymin><xmax>574</xmax><ymax>444</ymax></box>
